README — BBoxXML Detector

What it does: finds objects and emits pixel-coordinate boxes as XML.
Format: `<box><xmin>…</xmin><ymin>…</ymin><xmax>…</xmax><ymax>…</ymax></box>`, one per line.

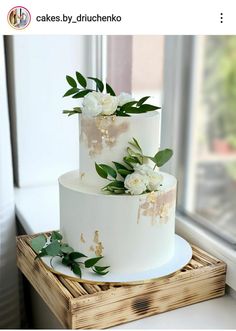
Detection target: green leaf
<box><xmin>93</xmin><ymin>269</ymin><xmax>109</xmax><ymax>275</ymax></box>
<box><xmin>84</xmin><ymin>256</ymin><xmax>103</xmax><ymax>268</ymax></box>
<box><xmin>31</xmin><ymin>235</ymin><xmax>46</xmax><ymax>254</ymax></box>
<box><xmin>87</xmin><ymin>77</ymin><xmax>104</xmax><ymax>92</ymax></box>
<box><xmin>121</xmin><ymin>101</ymin><xmax>138</xmax><ymax>110</ymax></box>
<box><xmin>103</xmin><ymin>180</ymin><xmax>124</xmax><ymax>189</ymax></box>
<box><xmin>71</xmin><ymin>263</ymin><xmax>82</xmax><ymax>277</ymax></box>
<box><xmin>92</xmin><ymin>265</ymin><xmax>110</xmax><ymax>275</ymax></box>
<box><xmin>139</xmin><ymin>104</ymin><xmax>160</xmax><ymax>112</ymax></box>
<box><xmin>95</xmin><ymin>163</ymin><xmax>108</xmax><ymax>179</ymax></box>
<box><xmin>62</xmin><ymin>255</ymin><xmax>71</xmax><ymax>266</ymax></box>
<box><xmin>126</xmin><ymin>147</ymin><xmax>143</xmax><ymax>163</ymax></box>
<box><xmin>151</xmin><ymin>149</ymin><xmax>173</xmax><ymax>167</ymax></box>
<box><xmin>123</xmin><ymin>107</ymin><xmax>147</xmax><ymax>114</ymax></box>
<box><xmin>66</xmin><ymin>75</ymin><xmax>77</xmax><ymax>88</ymax></box>
<box><xmin>106</xmin><ymin>83</ymin><xmax>116</xmax><ymax>96</ymax></box>
<box><xmin>51</xmin><ymin>231</ymin><xmax>63</xmax><ymax>242</ymax></box>
<box><xmin>35</xmin><ymin>247</ymin><xmax>47</xmax><ymax>259</ymax></box>
<box><xmin>137</xmin><ymin>96</ymin><xmax>150</xmax><ymax>106</ymax></box>
<box><xmin>102</xmin><ymin>180</ymin><xmax>125</xmax><ymax>194</ymax></box>
<box><xmin>115</xmin><ymin>110</ymin><xmax>130</xmax><ymax>117</ymax></box>
<box><xmin>104</xmin><ymin>186</ymin><xmax>125</xmax><ymax>194</ymax></box>
<box><xmin>76</xmin><ymin>71</ymin><xmax>87</xmax><ymax>88</ymax></box>
<box><xmin>69</xmin><ymin>252</ymin><xmax>87</xmax><ymax>260</ymax></box>
<box><xmin>123</xmin><ymin>156</ymin><xmax>139</xmax><ymax>167</ymax></box>
<box><xmin>63</xmin><ymin>87</ymin><xmax>79</xmax><ymax>97</ymax></box>
<box><xmin>45</xmin><ymin>241</ymin><xmax>61</xmax><ymax>256</ymax></box>
<box><xmin>72</xmin><ymin>90</ymin><xmax>91</xmax><ymax>98</ymax></box>
<box><xmin>60</xmin><ymin>244</ymin><xmax>74</xmax><ymax>254</ymax></box>
<box><xmin>93</xmin><ymin>265</ymin><xmax>110</xmax><ymax>272</ymax></box>
<box><xmin>129</xmin><ymin>138</ymin><xmax>142</xmax><ymax>153</ymax></box>
<box><xmin>99</xmin><ymin>164</ymin><xmax>117</xmax><ymax>179</ymax></box>
<box><xmin>112</xmin><ymin>161</ymin><xmax>131</xmax><ymax>171</ymax></box>
<box><xmin>117</xmin><ymin>169</ymin><xmax>132</xmax><ymax>178</ymax></box>
<box><xmin>63</xmin><ymin>109</ymin><xmax>82</xmax><ymax>116</ymax></box>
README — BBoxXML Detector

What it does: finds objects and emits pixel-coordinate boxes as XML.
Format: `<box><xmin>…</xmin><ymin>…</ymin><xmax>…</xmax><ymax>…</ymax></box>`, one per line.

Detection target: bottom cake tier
<box><xmin>59</xmin><ymin>170</ymin><xmax>177</xmax><ymax>275</ymax></box>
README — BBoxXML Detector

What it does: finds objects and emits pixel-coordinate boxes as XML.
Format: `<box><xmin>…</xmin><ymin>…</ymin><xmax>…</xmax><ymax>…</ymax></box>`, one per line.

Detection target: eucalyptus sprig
<box><xmin>95</xmin><ymin>138</ymin><xmax>173</xmax><ymax>194</ymax></box>
<box><xmin>62</xmin><ymin>71</ymin><xmax>161</xmax><ymax>117</ymax></box>
<box><xmin>30</xmin><ymin>231</ymin><xmax>109</xmax><ymax>277</ymax></box>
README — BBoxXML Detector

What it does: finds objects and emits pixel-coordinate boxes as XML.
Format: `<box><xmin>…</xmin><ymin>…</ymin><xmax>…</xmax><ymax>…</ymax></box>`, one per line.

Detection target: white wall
<box><xmin>6</xmin><ymin>36</ymin><xmax>92</xmax><ymax>187</ymax></box>
<box><xmin>0</xmin><ymin>36</ymin><xmax>20</xmax><ymax>328</ymax></box>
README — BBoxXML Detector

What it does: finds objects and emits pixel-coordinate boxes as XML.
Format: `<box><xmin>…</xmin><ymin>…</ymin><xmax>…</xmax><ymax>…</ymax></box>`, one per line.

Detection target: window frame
<box><xmin>161</xmin><ymin>35</ymin><xmax>236</xmax><ymax>290</ymax></box>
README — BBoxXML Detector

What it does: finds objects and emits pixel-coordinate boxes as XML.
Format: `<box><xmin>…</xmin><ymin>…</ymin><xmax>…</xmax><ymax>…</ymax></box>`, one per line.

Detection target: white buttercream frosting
<box><xmin>79</xmin><ymin>111</ymin><xmax>160</xmax><ymax>188</ymax></box>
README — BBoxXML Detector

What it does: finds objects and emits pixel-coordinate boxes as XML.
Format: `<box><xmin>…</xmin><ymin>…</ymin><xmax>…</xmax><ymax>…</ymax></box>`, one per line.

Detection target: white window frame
<box><xmin>162</xmin><ymin>35</ymin><xmax>236</xmax><ymax>290</ymax></box>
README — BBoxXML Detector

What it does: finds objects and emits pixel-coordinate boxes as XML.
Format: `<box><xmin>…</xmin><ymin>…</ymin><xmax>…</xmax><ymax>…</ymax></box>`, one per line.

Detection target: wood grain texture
<box><xmin>17</xmin><ymin>234</ymin><xmax>226</xmax><ymax>329</ymax></box>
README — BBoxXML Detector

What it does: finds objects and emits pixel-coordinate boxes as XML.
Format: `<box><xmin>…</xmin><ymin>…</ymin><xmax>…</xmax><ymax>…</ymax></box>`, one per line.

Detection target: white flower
<box><xmin>82</xmin><ymin>91</ymin><xmax>103</xmax><ymax>117</ymax></box>
<box><xmin>82</xmin><ymin>92</ymin><xmax>118</xmax><ymax>117</ymax></box>
<box><xmin>124</xmin><ymin>172</ymin><xmax>148</xmax><ymax>195</ymax></box>
<box><xmin>146</xmin><ymin>171</ymin><xmax>163</xmax><ymax>191</ymax></box>
<box><xmin>133</xmin><ymin>164</ymin><xmax>153</xmax><ymax>175</ymax></box>
<box><xmin>100</xmin><ymin>93</ymin><xmax>118</xmax><ymax>115</ymax></box>
<box><xmin>133</xmin><ymin>163</ymin><xmax>163</xmax><ymax>191</ymax></box>
<box><xmin>117</xmin><ymin>92</ymin><xmax>134</xmax><ymax>107</ymax></box>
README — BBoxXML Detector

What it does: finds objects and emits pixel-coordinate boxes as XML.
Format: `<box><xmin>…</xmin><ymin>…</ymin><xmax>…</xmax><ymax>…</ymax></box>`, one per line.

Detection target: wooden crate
<box><xmin>17</xmin><ymin>233</ymin><xmax>226</xmax><ymax>329</ymax></box>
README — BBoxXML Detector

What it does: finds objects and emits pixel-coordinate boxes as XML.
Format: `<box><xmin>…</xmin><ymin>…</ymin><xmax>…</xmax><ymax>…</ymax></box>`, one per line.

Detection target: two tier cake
<box><xmin>59</xmin><ymin>73</ymin><xmax>177</xmax><ymax>277</ymax></box>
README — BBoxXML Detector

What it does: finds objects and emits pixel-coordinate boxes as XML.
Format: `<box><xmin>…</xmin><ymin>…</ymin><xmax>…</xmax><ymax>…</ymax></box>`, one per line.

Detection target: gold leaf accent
<box><xmin>95</xmin><ymin>242</ymin><xmax>104</xmax><ymax>257</ymax></box>
<box><xmin>80</xmin><ymin>233</ymin><xmax>86</xmax><ymax>243</ymax></box>
<box><xmin>80</xmin><ymin>172</ymin><xmax>85</xmax><ymax>181</ymax></box>
<box><xmin>80</xmin><ymin>115</ymin><xmax>129</xmax><ymax>157</ymax></box>
<box><xmin>93</xmin><ymin>230</ymin><xmax>99</xmax><ymax>244</ymax></box>
<box><xmin>137</xmin><ymin>189</ymin><xmax>176</xmax><ymax>225</ymax></box>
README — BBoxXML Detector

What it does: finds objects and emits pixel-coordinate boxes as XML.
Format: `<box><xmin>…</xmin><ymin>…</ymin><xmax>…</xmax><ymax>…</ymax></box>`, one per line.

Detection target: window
<box><xmin>106</xmin><ymin>35</ymin><xmax>164</xmax><ymax>147</ymax></box>
<box><xmin>176</xmin><ymin>36</ymin><xmax>236</xmax><ymax>244</ymax></box>
<box><xmin>107</xmin><ymin>35</ymin><xmax>164</xmax><ymax>105</ymax></box>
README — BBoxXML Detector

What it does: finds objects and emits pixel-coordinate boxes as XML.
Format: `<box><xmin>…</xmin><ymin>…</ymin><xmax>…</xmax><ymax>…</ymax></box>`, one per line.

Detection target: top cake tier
<box><xmin>79</xmin><ymin>111</ymin><xmax>160</xmax><ymax>188</ymax></box>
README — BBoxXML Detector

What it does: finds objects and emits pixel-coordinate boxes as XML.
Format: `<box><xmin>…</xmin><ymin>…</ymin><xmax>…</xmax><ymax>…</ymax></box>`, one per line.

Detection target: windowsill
<box><xmin>15</xmin><ymin>184</ymin><xmax>59</xmax><ymax>235</ymax></box>
<box><xmin>176</xmin><ymin>212</ymin><xmax>236</xmax><ymax>291</ymax></box>
<box><xmin>14</xmin><ymin>185</ymin><xmax>236</xmax><ymax>329</ymax></box>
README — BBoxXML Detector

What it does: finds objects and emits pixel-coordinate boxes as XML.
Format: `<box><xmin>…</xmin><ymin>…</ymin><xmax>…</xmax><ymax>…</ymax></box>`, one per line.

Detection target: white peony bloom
<box><xmin>82</xmin><ymin>91</ymin><xmax>118</xmax><ymax>117</ymax></box>
<box><xmin>82</xmin><ymin>91</ymin><xmax>103</xmax><ymax>117</ymax></box>
<box><xmin>124</xmin><ymin>172</ymin><xmax>148</xmax><ymax>195</ymax></box>
<box><xmin>117</xmin><ymin>92</ymin><xmax>134</xmax><ymax>107</ymax></box>
<box><xmin>133</xmin><ymin>163</ymin><xmax>163</xmax><ymax>191</ymax></box>
<box><xmin>133</xmin><ymin>163</ymin><xmax>153</xmax><ymax>176</ymax></box>
<box><xmin>146</xmin><ymin>171</ymin><xmax>163</xmax><ymax>191</ymax></box>
<box><xmin>100</xmin><ymin>93</ymin><xmax>118</xmax><ymax>115</ymax></box>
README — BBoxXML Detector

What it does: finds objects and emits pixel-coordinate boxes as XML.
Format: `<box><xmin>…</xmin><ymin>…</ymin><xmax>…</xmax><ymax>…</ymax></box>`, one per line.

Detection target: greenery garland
<box><xmin>30</xmin><ymin>231</ymin><xmax>109</xmax><ymax>277</ymax></box>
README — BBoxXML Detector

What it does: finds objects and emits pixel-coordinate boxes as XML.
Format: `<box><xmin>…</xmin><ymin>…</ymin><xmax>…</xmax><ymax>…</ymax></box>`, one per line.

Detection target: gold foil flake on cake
<box><xmin>89</xmin><ymin>232</ymin><xmax>104</xmax><ymax>256</ymax></box>
<box><xmin>80</xmin><ymin>233</ymin><xmax>86</xmax><ymax>243</ymax></box>
<box><xmin>80</xmin><ymin>172</ymin><xmax>85</xmax><ymax>181</ymax></box>
<box><xmin>95</xmin><ymin>242</ymin><xmax>104</xmax><ymax>257</ymax></box>
<box><xmin>93</xmin><ymin>230</ymin><xmax>99</xmax><ymax>244</ymax></box>
<box><xmin>159</xmin><ymin>203</ymin><xmax>171</xmax><ymax>224</ymax></box>
<box><xmin>137</xmin><ymin>188</ymin><xmax>176</xmax><ymax>225</ymax></box>
<box><xmin>80</xmin><ymin>115</ymin><xmax>129</xmax><ymax>157</ymax></box>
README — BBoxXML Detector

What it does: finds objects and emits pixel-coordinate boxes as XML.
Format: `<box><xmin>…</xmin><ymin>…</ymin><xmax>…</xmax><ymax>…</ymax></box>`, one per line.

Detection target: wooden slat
<box><xmin>71</xmin><ymin>275</ymin><xmax>225</xmax><ymax>329</ymax></box>
<box><xmin>17</xmin><ymin>237</ymin><xmax>73</xmax><ymax>328</ymax></box>
<box><xmin>82</xmin><ymin>283</ymin><xmax>103</xmax><ymax>294</ymax></box>
<box><xmin>69</xmin><ymin>263</ymin><xmax>226</xmax><ymax>312</ymax></box>
<box><xmin>16</xmin><ymin>233</ymin><xmax>226</xmax><ymax>330</ymax></box>
<box><xmin>58</xmin><ymin>277</ymin><xmax>88</xmax><ymax>296</ymax></box>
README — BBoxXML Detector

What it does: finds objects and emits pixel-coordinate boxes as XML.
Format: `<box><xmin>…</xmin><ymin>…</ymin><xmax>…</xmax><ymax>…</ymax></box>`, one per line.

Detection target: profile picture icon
<box><xmin>8</xmin><ymin>6</ymin><xmax>31</xmax><ymax>30</ymax></box>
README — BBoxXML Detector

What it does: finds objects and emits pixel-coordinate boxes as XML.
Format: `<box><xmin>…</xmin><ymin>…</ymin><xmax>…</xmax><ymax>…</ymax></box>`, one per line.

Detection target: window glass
<box><xmin>186</xmin><ymin>36</ymin><xmax>236</xmax><ymax>243</ymax></box>
<box><xmin>132</xmin><ymin>36</ymin><xmax>164</xmax><ymax>105</ymax></box>
<box><xmin>107</xmin><ymin>35</ymin><xmax>164</xmax><ymax>105</ymax></box>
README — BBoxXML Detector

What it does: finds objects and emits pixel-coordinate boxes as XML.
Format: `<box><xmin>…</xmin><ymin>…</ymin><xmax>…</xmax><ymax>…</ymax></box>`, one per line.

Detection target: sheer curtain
<box><xmin>0</xmin><ymin>36</ymin><xmax>20</xmax><ymax>328</ymax></box>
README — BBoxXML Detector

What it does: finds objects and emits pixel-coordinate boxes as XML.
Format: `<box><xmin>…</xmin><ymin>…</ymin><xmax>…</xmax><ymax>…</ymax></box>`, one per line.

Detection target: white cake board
<box><xmin>41</xmin><ymin>235</ymin><xmax>192</xmax><ymax>285</ymax></box>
